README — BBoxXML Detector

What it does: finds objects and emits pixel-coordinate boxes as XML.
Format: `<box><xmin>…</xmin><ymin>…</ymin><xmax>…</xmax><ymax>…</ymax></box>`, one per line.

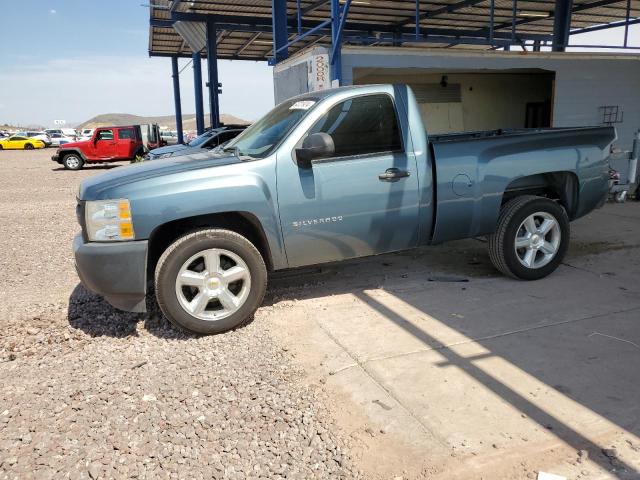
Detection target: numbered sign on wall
<box><xmin>307</xmin><ymin>54</ymin><xmax>329</xmax><ymax>92</ymax></box>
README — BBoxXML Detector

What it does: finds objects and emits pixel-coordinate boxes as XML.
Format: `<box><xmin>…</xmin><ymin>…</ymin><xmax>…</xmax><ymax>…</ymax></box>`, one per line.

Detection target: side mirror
<box><xmin>295</xmin><ymin>132</ymin><xmax>334</xmax><ymax>168</ymax></box>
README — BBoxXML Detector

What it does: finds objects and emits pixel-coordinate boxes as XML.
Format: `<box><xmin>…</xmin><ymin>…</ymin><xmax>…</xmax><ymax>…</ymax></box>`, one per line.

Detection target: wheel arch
<box><xmin>147</xmin><ymin>211</ymin><xmax>274</xmax><ymax>280</ymax></box>
<box><xmin>58</xmin><ymin>148</ymin><xmax>88</xmax><ymax>161</ymax></box>
<box><xmin>502</xmin><ymin>171</ymin><xmax>579</xmax><ymax>219</ymax></box>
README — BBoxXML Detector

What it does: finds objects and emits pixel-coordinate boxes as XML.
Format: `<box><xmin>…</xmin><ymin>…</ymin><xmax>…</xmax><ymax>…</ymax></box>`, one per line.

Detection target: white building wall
<box><xmin>273</xmin><ymin>47</ymin><xmax>640</xmax><ymax>149</ymax></box>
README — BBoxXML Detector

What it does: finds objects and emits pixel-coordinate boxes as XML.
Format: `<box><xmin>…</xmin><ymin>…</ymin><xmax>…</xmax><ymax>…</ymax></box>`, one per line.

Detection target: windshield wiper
<box><xmin>222</xmin><ymin>145</ymin><xmax>240</xmax><ymax>156</ymax></box>
<box><xmin>221</xmin><ymin>145</ymin><xmax>253</xmax><ymax>160</ymax></box>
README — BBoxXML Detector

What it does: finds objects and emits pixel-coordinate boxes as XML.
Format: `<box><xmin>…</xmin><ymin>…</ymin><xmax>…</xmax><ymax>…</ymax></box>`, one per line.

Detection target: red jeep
<box><xmin>52</xmin><ymin>126</ymin><xmax>154</xmax><ymax>170</ymax></box>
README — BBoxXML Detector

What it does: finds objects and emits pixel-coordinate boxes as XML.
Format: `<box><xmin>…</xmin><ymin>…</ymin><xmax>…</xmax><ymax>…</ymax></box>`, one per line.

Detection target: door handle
<box><xmin>378</xmin><ymin>168</ymin><xmax>410</xmax><ymax>181</ymax></box>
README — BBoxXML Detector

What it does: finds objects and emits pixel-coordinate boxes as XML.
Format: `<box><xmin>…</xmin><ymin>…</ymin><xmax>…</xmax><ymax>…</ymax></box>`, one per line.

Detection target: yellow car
<box><xmin>0</xmin><ymin>135</ymin><xmax>46</xmax><ymax>150</ymax></box>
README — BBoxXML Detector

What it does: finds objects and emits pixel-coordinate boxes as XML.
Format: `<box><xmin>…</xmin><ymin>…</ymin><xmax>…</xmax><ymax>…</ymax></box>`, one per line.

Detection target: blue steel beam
<box><xmin>274</xmin><ymin>19</ymin><xmax>332</xmax><ymax>54</ymax></box>
<box><xmin>511</xmin><ymin>0</ymin><xmax>517</xmax><ymax>42</ymax></box>
<box><xmin>570</xmin><ymin>17</ymin><xmax>640</xmax><ymax>35</ymax></box>
<box><xmin>300</xmin><ymin>0</ymin><xmax>329</xmax><ymax>16</ymax></box>
<box><xmin>489</xmin><ymin>0</ymin><xmax>495</xmax><ymax>44</ymax></box>
<box><xmin>170</xmin><ymin>57</ymin><xmax>184</xmax><ymax>144</ymax></box>
<box><xmin>552</xmin><ymin>0</ymin><xmax>573</xmax><ymax>51</ymax></box>
<box><xmin>152</xmin><ymin>17</ymin><xmax>552</xmax><ymax>44</ymax></box>
<box><xmin>192</xmin><ymin>52</ymin><xmax>205</xmax><ymax>135</ymax></box>
<box><xmin>330</xmin><ymin>0</ymin><xmax>352</xmax><ymax>84</ymax></box>
<box><xmin>272</xmin><ymin>0</ymin><xmax>289</xmax><ymax>62</ymax></box>
<box><xmin>165</xmin><ymin>11</ymin><xmax>552</xmax><ymax>40</ymax></box>
<box><xmin>345</xmin><ymin>33</ymin><xmax>515</xmax><ymax>47</ymax></box>
<box><xmin>206</xmin><ymin>21</ymin><xmax>220</xmax><ymax>129</ymax></box>
<box><xmin>474</xmin><ymin>0</ymin><xmax>621</xmax><ymax>36</ymax></box>
<box><xmin>624</xmin><ymin>0</ymin><xmax>631</xmax><ymax>47</ymax></box>
<box><xmin>398</xmin><ymin>0</ymin><xmax>486</xmax><ymax>27</ymax></box>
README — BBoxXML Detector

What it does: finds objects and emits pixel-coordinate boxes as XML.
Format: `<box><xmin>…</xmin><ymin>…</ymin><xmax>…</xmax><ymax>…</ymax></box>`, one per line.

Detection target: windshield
<box><xmin>225</xmin><ymin>98</ymin><xmax>317</xmax><ymax>158</ymax></box>
<box><xmin>188</xmin><ymin>131</ymin><xmax>216</xmax><ymax>147</ymax></box>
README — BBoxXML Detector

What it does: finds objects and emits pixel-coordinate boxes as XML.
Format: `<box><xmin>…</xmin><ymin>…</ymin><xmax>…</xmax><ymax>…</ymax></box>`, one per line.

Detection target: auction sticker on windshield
<box><xmin>289</xmin><ymin>100</ymin><xmax>316</xmax><ymax>110</ymax></box>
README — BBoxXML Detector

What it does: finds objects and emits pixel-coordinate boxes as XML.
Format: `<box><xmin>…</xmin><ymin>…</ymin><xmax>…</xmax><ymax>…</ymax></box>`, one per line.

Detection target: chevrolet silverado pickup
<box><xmin>74</xmin><ymin>84</ymin><xmax>614</xmax><ymax>334</ymax></box>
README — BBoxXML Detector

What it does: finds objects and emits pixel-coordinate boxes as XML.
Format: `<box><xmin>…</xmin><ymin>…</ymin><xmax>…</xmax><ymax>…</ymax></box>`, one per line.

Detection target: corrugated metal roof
<box><xmin>149</xmin><ymin>0</ymin><xmax>640</xmax><ymax>60</ymax></box>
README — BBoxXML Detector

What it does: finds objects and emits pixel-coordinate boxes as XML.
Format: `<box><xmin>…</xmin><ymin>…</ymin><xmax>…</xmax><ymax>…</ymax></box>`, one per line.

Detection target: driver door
<box><xmin>94</xmin><ymin>129</ymin><xmax>117</xmax><ymax>159</ymax></box>
<box><xmin>277</xmin><ymin>93</ymin><xmax>420</xmax><ymax>268</ymax></box>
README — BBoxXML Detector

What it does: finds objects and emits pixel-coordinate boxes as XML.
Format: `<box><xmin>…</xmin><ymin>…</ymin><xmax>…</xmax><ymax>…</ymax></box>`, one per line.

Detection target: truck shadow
<box><xmin>264</xmin><ymin>242</ymin><xmax>640</xmax><ymax>479</ymax></box>
<box><xmin>67</xmin><ymin>284</ymin><xmax>202</xmax><ymax>340</ymax></box>
<box><xmin>51</xmin><ymin>164</ymin><xmax>118</xmax><ymax>172</ymax></box>
<box><xmin>67</xmin><ymin>239</ymin><xmax>491</xmax><ymax>339</ymax></box>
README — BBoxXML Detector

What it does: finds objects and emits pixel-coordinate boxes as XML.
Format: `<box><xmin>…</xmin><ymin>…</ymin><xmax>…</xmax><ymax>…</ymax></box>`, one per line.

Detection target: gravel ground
<box><xmin>0</xmin><ymin>150</ymin><xmax>361</xmax><ymax>479</ymax></box>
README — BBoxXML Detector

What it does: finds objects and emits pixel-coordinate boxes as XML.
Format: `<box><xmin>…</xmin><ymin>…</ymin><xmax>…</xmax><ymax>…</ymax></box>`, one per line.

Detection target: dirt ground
<box><xmin>1</xmin><ymin>149</ymin><xmax>639</xmax><ymax>479</ymax></box>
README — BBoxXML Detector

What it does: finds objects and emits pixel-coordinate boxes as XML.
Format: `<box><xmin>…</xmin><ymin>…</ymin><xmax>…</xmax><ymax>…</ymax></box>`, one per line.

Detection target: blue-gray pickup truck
<box><xmin>74</xmin><ymin>84</ymin><xmax>615</xmax><ymax>334</ymax></box>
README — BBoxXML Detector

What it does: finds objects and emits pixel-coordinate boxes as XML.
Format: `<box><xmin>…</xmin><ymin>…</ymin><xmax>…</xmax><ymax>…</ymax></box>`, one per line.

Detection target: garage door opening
<box><xmin>353</xmin><ymin>68</ymin><xmax>555</xmax><ymax>134</ymax></box>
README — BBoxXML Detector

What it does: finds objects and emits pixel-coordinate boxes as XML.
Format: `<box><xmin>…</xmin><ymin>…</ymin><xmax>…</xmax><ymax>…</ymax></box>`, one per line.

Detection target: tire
<box><xmin>488</xmin><ymin>195</ymin><xmax>569</xmax><ymax>280</ymax></box>
<box><xmin>62</xmin><ymin>153</ymin><xmax>84</xmax><ymax>170</ymax></box>
<box><xmin>155</xmin><ymin>229</ymin><xmax>267</xmax><ymax>334</ymax></box>
<box><xmin>0</xmin><ymin>145</ymin><xmax>3</xmax><ymax>150</ymax></box>
<box><xmin>614</xmin><ymin>191</ymin><xmax>627</xmax><ymax>203</ymax></box>
<box><xmin>24</xmin><ymin>143</ymin><xmax>34</xmax><ymax>150</ymax></box>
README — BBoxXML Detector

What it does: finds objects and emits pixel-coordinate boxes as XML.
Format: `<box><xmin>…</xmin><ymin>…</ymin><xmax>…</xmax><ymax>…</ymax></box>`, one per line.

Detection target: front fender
<box><xmin>103</xmin><ymin>161</ymin><xmax>287</xmax><ymax>269</ymax></box>
<box><xmin>58</xmin><ymin>148</ymin><xmax>88</xmax><ymax>161</ymax></box>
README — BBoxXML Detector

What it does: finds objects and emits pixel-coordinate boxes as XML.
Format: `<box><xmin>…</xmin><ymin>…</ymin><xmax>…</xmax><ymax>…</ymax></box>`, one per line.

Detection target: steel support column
<box><xmin>192</xmin><ymin>52</ymin><xmax>205</xmax><ymax>135</ymax></box>
<box><xmin>272</xmin><ymin>0</ymin><xmax>288</xmax><ymax>63</ymax></box>
<box><xmin>330</xmin><ymin>0</ymin><xmax>352</xmax><ymax>85</ymax></box>
<box><xmin>206</xmin><ymin>21</ymin><xmax>220</xmax><ymax>129</ymax></box>
<box><xmin>171</xmin><ymin>56</ymin><xmax>184</xmax><ymax>144</ymax></box>
<box><xmin>552</xmin><ymin>0</ymin><xmax>573</xmax><ymax>52</ymax></box>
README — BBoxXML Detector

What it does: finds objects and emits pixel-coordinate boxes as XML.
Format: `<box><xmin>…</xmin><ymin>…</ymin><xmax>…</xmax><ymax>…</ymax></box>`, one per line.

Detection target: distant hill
<box><xmin>76</xmin><ymin>112</ymin><xmax>250</xmax><ymax>130</ymax></box>
<box><xmin>1</xmin><ymin>123</ymin><xmax>46</xmax><ymax>131</ymax></box>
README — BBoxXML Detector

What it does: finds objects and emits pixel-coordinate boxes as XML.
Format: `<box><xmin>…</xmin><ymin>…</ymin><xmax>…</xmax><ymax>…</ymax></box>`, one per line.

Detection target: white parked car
<box><xmin>17</xmin><ymin>131</ymin><xmax>52</xmax><ymax>147</ymax></box>
<box><xmin>77</xmin><ymin>128</ymin><xmax>94</xmax><ymax>140</ymax></box>
<box><xmin>160</xmin><ymin>130</ymin><xmax>179</xmax><ymax>145</ymax></box>
<box><xmin>46</xmin><ymin>128</ymin><xmax>78</xmax><ymax>139</ymax></box>
<box><xmin>48</xmin><ymin>132</ymin><xmax>75</xmax><ymax>147</ymax></box>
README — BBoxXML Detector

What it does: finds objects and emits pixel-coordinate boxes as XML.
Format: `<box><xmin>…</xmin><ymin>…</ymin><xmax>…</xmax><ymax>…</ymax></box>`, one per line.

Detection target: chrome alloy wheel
<box><xmin>175</xmin><ymin>248</ymin><xmax>251</xmax><ymax>321</ymax></box>
<box><xmin>65</xmin><ymin>155</ymin><xmax>80</xmax><ymax>169</ymax></box>
<box><xmin>514</xmin><ymin>211</ymin><xmax>561</xmax><ymax>269</ymax></box>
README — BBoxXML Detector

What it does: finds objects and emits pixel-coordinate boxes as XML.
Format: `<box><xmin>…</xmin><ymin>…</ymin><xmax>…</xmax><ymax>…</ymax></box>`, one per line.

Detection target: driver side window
<box><xmin>308</xmin><ymin>94</ymin><xmax>403</xmax><ymax>159</ymax></box>
<box><xmin>96</xmin><ymin>130</ymin><xmax>114</xmax><ymax>141</ymax></box>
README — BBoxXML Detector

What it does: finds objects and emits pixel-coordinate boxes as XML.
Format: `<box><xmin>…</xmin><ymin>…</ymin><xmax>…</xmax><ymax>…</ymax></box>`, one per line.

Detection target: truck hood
<box><xmin>79</xmin><ymin>151</ymin><xmax>243</xmax><ymax>200</ymax></box>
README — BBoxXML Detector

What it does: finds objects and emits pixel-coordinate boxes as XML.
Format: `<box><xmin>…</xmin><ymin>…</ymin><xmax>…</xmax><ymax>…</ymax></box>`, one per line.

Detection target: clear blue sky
<box><xmin>0</xmin><ymin>1</ymin><xmax>637</xmax><ymax>128</ymax></box>
<box><xmin>0</xmin><ymin>0</ymin><xmax>275</xmax><ymax>127</ymax></box>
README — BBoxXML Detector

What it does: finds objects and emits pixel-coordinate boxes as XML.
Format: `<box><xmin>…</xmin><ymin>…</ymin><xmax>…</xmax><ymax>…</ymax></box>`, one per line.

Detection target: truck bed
<box><xmin>427</xmin><ymin>125</ymin><xmax>616</xmax><ymax>245</ymax></box>
<box><xmin>428</xmin><ymin>126</ymin><xmax>610</xmax><ymax>145</ymax></box>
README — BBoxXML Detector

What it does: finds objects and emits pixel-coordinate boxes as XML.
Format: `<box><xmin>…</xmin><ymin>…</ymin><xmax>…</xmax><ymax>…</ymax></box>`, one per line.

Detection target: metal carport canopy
<box><xmin>149</xmin><ymin>0</ymin><xmax>640</xmax><ymax>61</ymax></box>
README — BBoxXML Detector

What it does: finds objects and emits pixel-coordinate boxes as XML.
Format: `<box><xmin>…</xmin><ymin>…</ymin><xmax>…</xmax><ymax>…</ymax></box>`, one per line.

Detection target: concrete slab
<box><xmin>268</xmin><ymin>202</ymin><xmax>640</xmax><ymax>479</ymax></box>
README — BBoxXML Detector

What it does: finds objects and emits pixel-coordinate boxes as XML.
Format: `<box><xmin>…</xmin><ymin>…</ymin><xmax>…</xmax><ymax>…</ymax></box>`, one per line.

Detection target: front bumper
<box><xmin>51</xmin><ymin>154</ymin><xmax>60</xmax><ymax>163</ymax></box>
<box><xmin>73</xmin><ymin>234</ymin><xmax>148</xmax><ymax>312</ymax></box>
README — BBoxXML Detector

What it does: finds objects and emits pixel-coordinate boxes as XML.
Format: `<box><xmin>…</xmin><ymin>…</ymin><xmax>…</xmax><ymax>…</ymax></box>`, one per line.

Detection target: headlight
<box><xmin>85</xmin><ymin>199</ymin><xmax>135</xmax><ymax>241</ymax></box>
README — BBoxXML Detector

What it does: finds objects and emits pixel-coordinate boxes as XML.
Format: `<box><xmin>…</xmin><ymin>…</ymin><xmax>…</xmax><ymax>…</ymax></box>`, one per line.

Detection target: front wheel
<box><xmin>24</xmin><ymin>143</ymin><xmax>34</xmax><ymax>150</ymax></box>
<box><xmin>488</xmin><ymin>195</ymin><xmax>569</xmax><ymax>280</ymax></box>
<box><xmin>62</xmin><ymin>153</ymin><xmax>84</xmax><ymax>170</ymax></box>
<box><xmin>155</xmin><ymin>229</ymin><xmax>267</xmax><ymax>334</ymax></box>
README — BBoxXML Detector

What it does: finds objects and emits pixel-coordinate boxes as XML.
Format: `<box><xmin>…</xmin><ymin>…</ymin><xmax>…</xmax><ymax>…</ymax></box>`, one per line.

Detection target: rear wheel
<box><xmin>0</xmin><ymin>145</ymin><xmax>3</xmax><ymax>150</ymax></box>
<box><xmin>24</xmin><ymin>143</ymin><xmax>34</xmax><ymax>150</ymax></box>
<box><xmin>488</xmin><ymin>195</ymin><xmax>569</xmax><ymax>280</ymax></box>
<box><xmin>155</xmin><ymin>229</ymin><xmax>267</xmax><ymax>334</ymax></box>
<box><xmin>62</xmin><ymin>153</ymin><xmax>84</xmax><ymax>170</ymax></box>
